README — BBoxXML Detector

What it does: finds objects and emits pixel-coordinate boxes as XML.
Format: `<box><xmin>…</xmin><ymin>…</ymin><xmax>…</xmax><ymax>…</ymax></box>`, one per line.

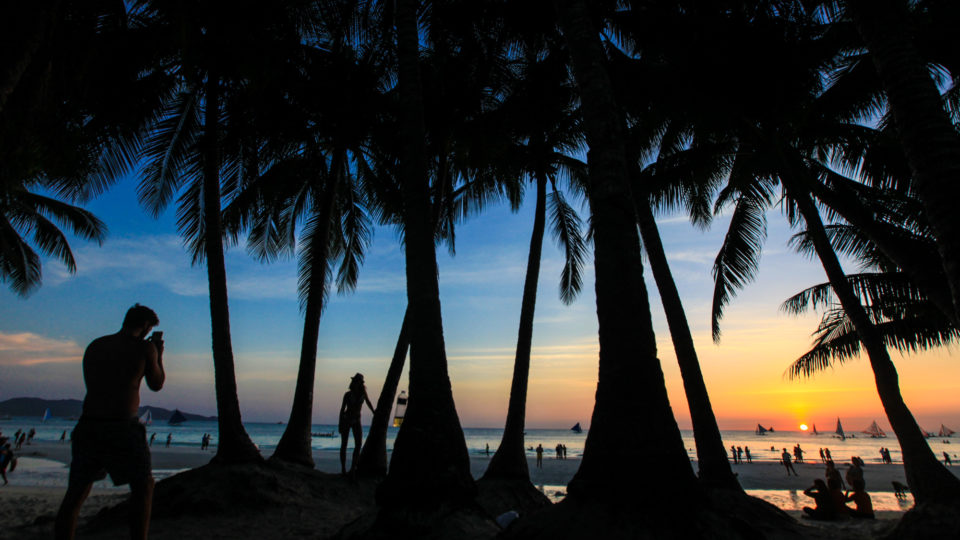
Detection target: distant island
<box><xmin>0</xmin><ymin>397</ymin><xmax>216</xmax><ymax>422</ymax></box>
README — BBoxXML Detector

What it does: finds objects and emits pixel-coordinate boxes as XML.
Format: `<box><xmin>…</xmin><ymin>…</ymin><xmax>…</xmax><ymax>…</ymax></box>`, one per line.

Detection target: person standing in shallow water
<box><xmin>782</xmin><ymin>448</ymin><xmax>798</xmax><ymax>476</ymax></box>
<box><xmin>338</xmin><ymin>373</ymin><xmax>374</xmax><ymax>475</ymax></box>
<box><xmin>55</xmin><ymin>304</ymin><xmax>165</xmax><ymax>540</ymax></box>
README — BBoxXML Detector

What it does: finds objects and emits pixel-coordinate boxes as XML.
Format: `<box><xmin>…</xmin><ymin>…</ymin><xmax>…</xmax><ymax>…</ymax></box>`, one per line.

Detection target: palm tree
<box><xmin>1</xmin><ymin>1</ymin><xmax>155</xmax><ymax>295</ymax></box>
<box><xmin>132</xmin><ymin>0</ymin><xmax>312</xmax><ymax>464</ymax></box>
<box><xmin>374</xmin><ymin>0</ymin><xmax>476</xmax><ymax>511</ymax></box>
<box><xmin>482</xmin><ymin>46</ymin><xmax>588</xmax><ymax>483</ymax></box>
<box><xmin>554</xmin><ymin>0</ymin><xmax>700</xmax><ymax>506</ymax></box>
<box><xmin>844</xmin><ymin>0</ymin><xmax>960</xmax><ymax>325</ymax></box>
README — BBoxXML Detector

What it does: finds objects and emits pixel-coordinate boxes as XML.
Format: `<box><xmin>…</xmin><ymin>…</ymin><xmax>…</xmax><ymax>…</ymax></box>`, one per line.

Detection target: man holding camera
<box><xmin>56</xmin><ymin>304</ymin><xmax>165</xmax><ymax>540</ymax></box>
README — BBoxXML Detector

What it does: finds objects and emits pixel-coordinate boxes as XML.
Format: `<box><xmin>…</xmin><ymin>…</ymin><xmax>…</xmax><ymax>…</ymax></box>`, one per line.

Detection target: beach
<box><xmin>3</xmin><ymin>439</ymin><xmax>952</xmax><ymax>538</ymax></box>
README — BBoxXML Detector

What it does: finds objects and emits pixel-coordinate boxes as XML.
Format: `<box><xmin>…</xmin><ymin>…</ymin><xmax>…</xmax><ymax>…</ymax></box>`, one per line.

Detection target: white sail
<box><xmin>41</xmin><ymin>408</ymin><xmax>51</xmax><ymax>423</ymax></box>
<box><xmin>862</xmin><ymin>420</ymin><xmax>886</xmax><ymax>438</ymax></box>
<box><xmin>835</xmin><ymin>418</ymin><xmax>845</xmax><ymax>440</ymax></box>
<box><xmin>139</xmin><ymin>409</ymin><xmax>152</xmax><ymax>425</ymax></box>
<box><xmin>940</xmin><ymin>424</ymin><xmax>956</xmax><ymax>437</ymax></box>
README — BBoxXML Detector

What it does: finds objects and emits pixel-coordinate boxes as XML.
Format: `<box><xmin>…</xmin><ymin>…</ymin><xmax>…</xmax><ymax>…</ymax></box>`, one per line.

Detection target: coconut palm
<box><xmin>373</xmin><ymin>0</ymin><xmax>476</xmax><ymax>510</ymax></box>
<box><xmin>843</xmin><ymin>0</ymin><xmax>960</xmax><ymax>325</ymax></box>
<box><xmin>482</xmin><ymin>45</ymin><xmax>588</xmax><ymax>483</ymax></box>
<box><xmin>132</xmin><ymin>0</ymin><xmax>315</xmax><ymax>464</ymax></box>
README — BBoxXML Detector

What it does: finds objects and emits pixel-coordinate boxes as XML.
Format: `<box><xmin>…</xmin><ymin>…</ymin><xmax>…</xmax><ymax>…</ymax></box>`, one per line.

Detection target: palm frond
<box><xmin>335</xmin><ymin>182</ymin><xmax>373</xmax><ymax>294</ymax></box>
<box><xmin>0</xmin><ymin>215</ymin><xmax>42</xmax><ymax>295</ymax></box>
<box><xmin>139</xmin><ymin>89</ymin><xmax>202</xmax><ymax>217</ymax></box>
<box><xmin>548</xmin><ymin>186</ymin><xmax>586</xmax><ymax>305</ymax></box>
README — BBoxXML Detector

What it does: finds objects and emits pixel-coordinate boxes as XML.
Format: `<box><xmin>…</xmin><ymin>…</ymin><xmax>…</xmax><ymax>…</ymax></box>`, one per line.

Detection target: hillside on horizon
<box><xmin>0</xmin><ymin>397</ymin><xmax>216</xmax><ymax>421</ymax></box>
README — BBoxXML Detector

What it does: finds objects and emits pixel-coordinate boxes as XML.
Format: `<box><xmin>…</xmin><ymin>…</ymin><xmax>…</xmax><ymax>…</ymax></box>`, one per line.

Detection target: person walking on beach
<box><xmin>819</xmin><ymin>448</ymin><xmax>825</xmax><ymax>463</ymax></box>
<box><xmin>562</xmin><ymin>444</ymin><xmax>567</xmax><ymax>459</ymax></box>
<box><xmin>55</xmin><ymin>304</ymin><xmax>165</xmax><ymax>540</ymax></box>
<box><xmin>794</xmin><ymin>444</ymin><xmax>804</xmax><ymax>463</ymax></box>
<box><xmin>149</xmin><ymin>433</ymin><xmax>156</xmax><ymax>447</ymax></box>
<box><xmin>945</xmin><ymin>451</ymin><xmax>953</xmax><ymax>466</ymax></box>
<box><xmin>731</xmin><ymin>445</ymin><xmax>739</xmax><ymax>464</ymax></box>
<box><xmin>338</xmin><ymin>373</ymin><xmax>374</xmax><ymax>475</ymax></box>
<box><xmin>824</xmin><ymin>447</ymin><xmax>832</xmax><ymax>462</ymax></box>
<box><xmin>165</xmin><ymin>433</ymin><xmax>172</xmax><ymax>448</ymax></box>
<box><xmin>744</xmin><ymin>446</ymin><xmax>752</xmax><ymax>463</ymax></box>
<box><xmin>536</xmin><ymin>444</ymin><xmax>543</xmax><ymax>468</ymax></box>
<box><xmin>0</xmin><ymin>443</ymin><xmax>16</xmax><ymax>485</ymax></box>
<box><xmin>737</xmin><ymin>446</ymin><xmax>743</xmax><ymax>464</ymax></box>
<box><xmin>782</xmin><ymin>448</ymin><xmax>798</xmax><ymax>476</ymax></box>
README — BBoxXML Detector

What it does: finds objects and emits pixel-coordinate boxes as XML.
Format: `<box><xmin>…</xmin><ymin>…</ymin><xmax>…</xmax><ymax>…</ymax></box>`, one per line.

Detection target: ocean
<box><xmin>3</xmin><ymin>416</ymin><xmax>957</xmax><ymax>465</ymax></box>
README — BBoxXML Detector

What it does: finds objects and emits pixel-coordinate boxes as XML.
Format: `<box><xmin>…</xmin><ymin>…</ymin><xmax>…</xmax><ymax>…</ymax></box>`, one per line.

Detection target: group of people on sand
<box><xmin>818</xmin><ymin>447</ymin><xmax>833</xmax><ymax>463</ymax></box>
<box><xmin>879</xmin><ymin>447</ymin><xmax>893</xmax><ymax>464</ymax></box>
<box><xmin>803</xmin><ymin>457</ymin><xmax>874</xmax><ymax>520</ymax></box>
<box><xmin>5</xmin><ymin>428</ymin><xmax>34</xmax><ymax>450</ymax></box>
<box><xmin>730</xmin><ymin>445</ymin><xmax>751</xmax><ymax>464</ymax></box>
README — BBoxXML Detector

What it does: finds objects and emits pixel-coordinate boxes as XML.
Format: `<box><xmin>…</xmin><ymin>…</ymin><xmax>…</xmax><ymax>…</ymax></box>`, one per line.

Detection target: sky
<box><xmin>1</xmin><ymin>173</ymin><xmax>959</xmax><ymax>432</ymax></box>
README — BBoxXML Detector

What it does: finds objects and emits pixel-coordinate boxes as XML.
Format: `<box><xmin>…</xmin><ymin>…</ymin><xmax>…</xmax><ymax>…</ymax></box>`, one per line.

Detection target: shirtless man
<box><xmin>55</xmin><ymin>304</ymin><xmax>165</xmax><ymax>540</ymax></box>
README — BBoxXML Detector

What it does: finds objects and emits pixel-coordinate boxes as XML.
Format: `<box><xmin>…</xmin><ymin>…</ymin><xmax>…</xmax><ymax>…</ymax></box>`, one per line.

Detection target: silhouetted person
<box><xmin>744</xmin><ymin>446</ymin><xmax>752</xmax><ymax>463</ymax></box>
<box><xmin>846</xmin><ymin>458</ymin><xmax>864</xmax><ymax>488</ymax></box>
<box><xmin>845</xmin><ymin>478</ymin><xmax>874</xmax><ymax>519</ymax></box>
<box><xmin>794</xmin><ymin>444</ymin><xmax>804</xmax><ymax>463</ymax></box>
<box><xmin>149</xmin><ymin>433</ymin><xmax>156</xmax><ymax>447</ymax></box>
<box><xmin>825</xmin><ymin>460</ymin><xmax>845</xmax><ymax>491</ymax></box>
<box><xmin>55</xmin><ymin>304</ymin><xmax>164</xmax><ymax>540</ymax></box>
<box><xmin>0</xmin><ymin>443</ymin><xmax>15</xmax><ymax>485</ymax></box>
<box><xmin>824</xmin><ymin>447</ymin><xmax>832</xmax><ymax>462</ymax></box>
<box><xmin>165</xmin><ymin>433</ymin><xmax>171</xmax><ymax>448</ymax></box>
<box><xmin>485</xmin><ymin>443</ymin><xmax>490</xmax><ymax>456</ymax></box>
<box><xmin>819</xmin><ymin>447</ymin><xmax>825</xmax><ymax>463</ymax></box>
<box><xmin>737</xmin><ymin>446</ymin><xmax>743</xmax><ymax>464</ymax></box>
<box><xmin>556</xmin><ymin>443</ymin><xmax>563</xmax><ymax>460</ymax></box>
<box><xmin>536</xmin><ymin>444</ymin><xmax>543</xmax><ymax>468</ymax></box>
<box><xmin>61</xmin><ymin>430</ymin><xmax>67</xmax><ymax>443</ymax></box>
<box><xmin>802</xmin><ymin>479</ymin><xmax>836</xmax><ymax>520</ymax></box>
<box><xmin>27</xmin><ymin>428</ymin><xmax>35</xmax><ymax>444</ymax></box>
<box><xmin>731</xmin><ymin>445</ymin><xmax>739</xmax><ymax>464</ymax></box>
<box><xmin>562</xmin><ymin>444</ymin><xmax>567</xmax><ymax>459</ymax></box>
<box><xmin>339</xmin><ymin>373</ymin><xmax>374</xmax><ymax>475</ymax></box>
<box><xmin>782</xmin><ymin>448</ymin><xmax>798</xmax><ymax>476</ymax></box>
<box><xmin>945</xmin><ymin>451</ymin><xmax>953</xmax><ymax>466</ymax></box>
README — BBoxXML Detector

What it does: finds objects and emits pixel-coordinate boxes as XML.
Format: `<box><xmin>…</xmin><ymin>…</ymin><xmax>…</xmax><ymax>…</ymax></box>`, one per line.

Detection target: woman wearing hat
<box><xmin>339</xmin><ymin>373</ymin><xmax>375</xmax><ymax>474</ymax></box>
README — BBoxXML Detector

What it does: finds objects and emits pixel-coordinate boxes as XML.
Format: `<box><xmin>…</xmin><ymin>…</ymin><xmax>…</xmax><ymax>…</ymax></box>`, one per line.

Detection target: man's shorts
<box><xmin>69</xmin><ymin>417</ymin><xmax>151</xmax><ymax>487</ymax></box>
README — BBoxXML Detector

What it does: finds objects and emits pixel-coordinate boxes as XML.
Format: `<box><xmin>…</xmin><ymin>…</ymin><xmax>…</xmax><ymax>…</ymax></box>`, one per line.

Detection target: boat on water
<box><xmin>168</xmin><ymin>409</ymin><xmax>187</xmax><ymax>426</ymax></box>
<box><xmin>571</xmin><ymin>422</ymin><xmax>582</xmax><ymax>434</ymax></box>
<box><xmin>139</xmin><ymin>409</ymin><xmax>153</xmax><ymax>426</ymax></box>
<box><xmin>41</xmin><ymin>408</ymin><xmax>52</xmax><ymax>423</ymax></box>
<box><xmin>393</xmin><ymin>391</ymin><xmax>407</xmax><ymax>428</ymax></box>
<box><xmin>756</xmin><ymin>424</ymin><xmax>768</xmax><ymax>436</ymax></box>
<box><xmin>811</xmin><ymin>423</ymin><xmax>819</xmax><ymax>435</ymax></box>
<box><xmin>835</xmin><ymin>418</ymin><xmax>846</xmax><ymax>440</ymax></box>
<box><xmin>940</xmin><ymin>424</ymin><xmax>955</xmax><ymax>437</ymax></box>
<box><xmin>862</xmin><ymin>420</ymin><xmax>887</xmax><ymax>438</ymax></box>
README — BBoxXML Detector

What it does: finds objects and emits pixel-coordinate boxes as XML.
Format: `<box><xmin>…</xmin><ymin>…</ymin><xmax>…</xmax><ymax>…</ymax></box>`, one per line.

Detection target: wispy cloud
<box><xmin>0</xmin><ymin>331</ymin><xmax>83</xmax><ymax>366</ymax></box>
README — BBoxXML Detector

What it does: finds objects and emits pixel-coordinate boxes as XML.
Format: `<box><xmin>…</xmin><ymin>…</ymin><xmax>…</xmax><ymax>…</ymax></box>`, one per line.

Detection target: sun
<box><xmin>800</xmin><ymin>424</ymin><xmax>809</xmax><ymax>431</ymax></box>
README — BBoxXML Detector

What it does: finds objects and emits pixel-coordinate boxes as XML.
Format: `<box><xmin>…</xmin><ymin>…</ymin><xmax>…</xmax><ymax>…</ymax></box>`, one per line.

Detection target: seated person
<box><xmin>827</xmin><ymin>477</ymin><xmax>849</xmax><ymax>517</ymax></box>
<box><xmin>845</xmin><ymin>479</ymin><xmax>875</xmax><ymax>519</ymax></box>
<box><xmin>803</xmin><ymin>479</ymin><xmax>837</xmax><ymax>520</ymax></box>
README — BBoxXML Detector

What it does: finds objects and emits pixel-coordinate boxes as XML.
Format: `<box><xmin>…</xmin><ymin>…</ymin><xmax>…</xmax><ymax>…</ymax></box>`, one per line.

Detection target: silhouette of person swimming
<box><xmin>339</xmin><ymin>373</ymin><xmax>374</xmax><ymax>475</ymax></box>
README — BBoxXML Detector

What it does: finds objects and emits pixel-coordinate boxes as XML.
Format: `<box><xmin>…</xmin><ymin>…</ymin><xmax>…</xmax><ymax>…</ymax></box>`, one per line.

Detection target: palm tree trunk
<box><xmin>483</xmin><ymin>173</ymin><xmax>547</xmax><ymax>481</ymax></box>
<box><xmin>557</xmin><ymin>0</ymin><xmax>699</xmax><ymax>504</ymax></box>
<box><xmin>358</xmin><ymin>307</ymin><xmax>411</xmax><ymax>477</ymax></box>
<box><xmin>847</xmin><ymin>0</ymin><xmax>960</xmax><ymax>325</ymax></box>
<box><xmin>634</xmin><ymin>198</ymin><xmax>740</xmax><ymax>491</ymax></box>
<box><xmin>203</xmin><ymin>72</ymin><xmax>261</xmax><ymax>465</ymax></box>
<box><xmin>375</xmin><ymin>0</ymin><xmax>475</xmax><ymax>510</ymax></box>
<box><xmin>790</xmin><ymin>185</ymin><xmax>960</xmax><ymax>504</ymax></box>
<box><xmin>271</xmin><ymin>180</ymin><xmax>338</xmax><ymax>467</ymax></box>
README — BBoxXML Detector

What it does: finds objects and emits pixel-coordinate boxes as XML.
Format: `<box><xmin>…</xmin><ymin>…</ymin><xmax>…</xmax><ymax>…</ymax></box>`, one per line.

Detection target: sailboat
<box><xmin>756</xmin><ymin>424</ymin><xmax>768</xmax><ymax>436</ymax></box>
<box><xmin>571</xmin><ymin>422</ymin><xmax>583</xmax><ymax>433</ymax></box>
<box><xmin>392</xmin><ymin>391</ymin><xmax>407</xmax><ymax>428</ymax></box>
<box><xmin>41</xmin><ymin>408</ymin><xmax>52</xmax><ymax>423</ymax></box>
<box><xmin>139</xmin><ymin>409</ymin><xmax>153</xmax><ymax>426</ymax></box>
<box><xmin>811</xmin><ymin>423</ymin><xmax>819</xmax><ymax>435</ymax></box>
<box><xmin>862</xmin><ymin>420</ymin><xmax>887</xmax><ymax>438</ymax></box>
<box><xmin>835</xmin><ymin>418</ymin><xmax>846</xmax><ymax>440</ymax></box>
<box><xmin>168</xmin><ymin>409</ymin><xmax>187</xmax><ymax>426</ymax></box>
<box><xmin>940</xmin><ymin>424</ymin><xmax>955</xmax><ymax>437</ymax></box>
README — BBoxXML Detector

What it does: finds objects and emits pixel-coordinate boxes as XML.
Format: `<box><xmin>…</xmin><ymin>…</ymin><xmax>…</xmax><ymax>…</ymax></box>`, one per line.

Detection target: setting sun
<box><xmin>799</xmin><ymin>424</ymin><xmax>808</xmax><ymax>431</ymax></box>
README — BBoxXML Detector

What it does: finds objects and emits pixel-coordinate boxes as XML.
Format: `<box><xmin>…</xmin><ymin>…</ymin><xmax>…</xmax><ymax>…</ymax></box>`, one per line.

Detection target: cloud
<box><xmin>0</xmin><ymin>331</ymin><xmax>84</xmax><ymax>366</ymax></box>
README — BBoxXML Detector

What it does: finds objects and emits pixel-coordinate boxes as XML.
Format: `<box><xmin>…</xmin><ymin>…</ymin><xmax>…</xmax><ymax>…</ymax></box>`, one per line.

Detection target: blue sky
<box><xmin>2</xmin><ymin>172</ymin><xmax>959</xmax><ymax>431</ymax></box>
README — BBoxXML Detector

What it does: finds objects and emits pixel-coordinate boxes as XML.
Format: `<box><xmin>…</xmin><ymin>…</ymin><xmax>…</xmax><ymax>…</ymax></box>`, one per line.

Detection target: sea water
<box><xmin>5</xmin><ymin>417</ymin><xmax>957</xmax><ymax>464</ymax></box>
<box><xmin>4</xmin><ymin>417</ymin><xmax>955</xmax><ymax>512</ymax></box>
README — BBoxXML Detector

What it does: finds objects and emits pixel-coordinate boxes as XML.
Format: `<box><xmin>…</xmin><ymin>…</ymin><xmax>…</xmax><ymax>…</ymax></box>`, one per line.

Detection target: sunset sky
<box><xmin>2</xmin><ymin>174</ymin><xmax>958</xmax><ymax>432</ymax></box>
